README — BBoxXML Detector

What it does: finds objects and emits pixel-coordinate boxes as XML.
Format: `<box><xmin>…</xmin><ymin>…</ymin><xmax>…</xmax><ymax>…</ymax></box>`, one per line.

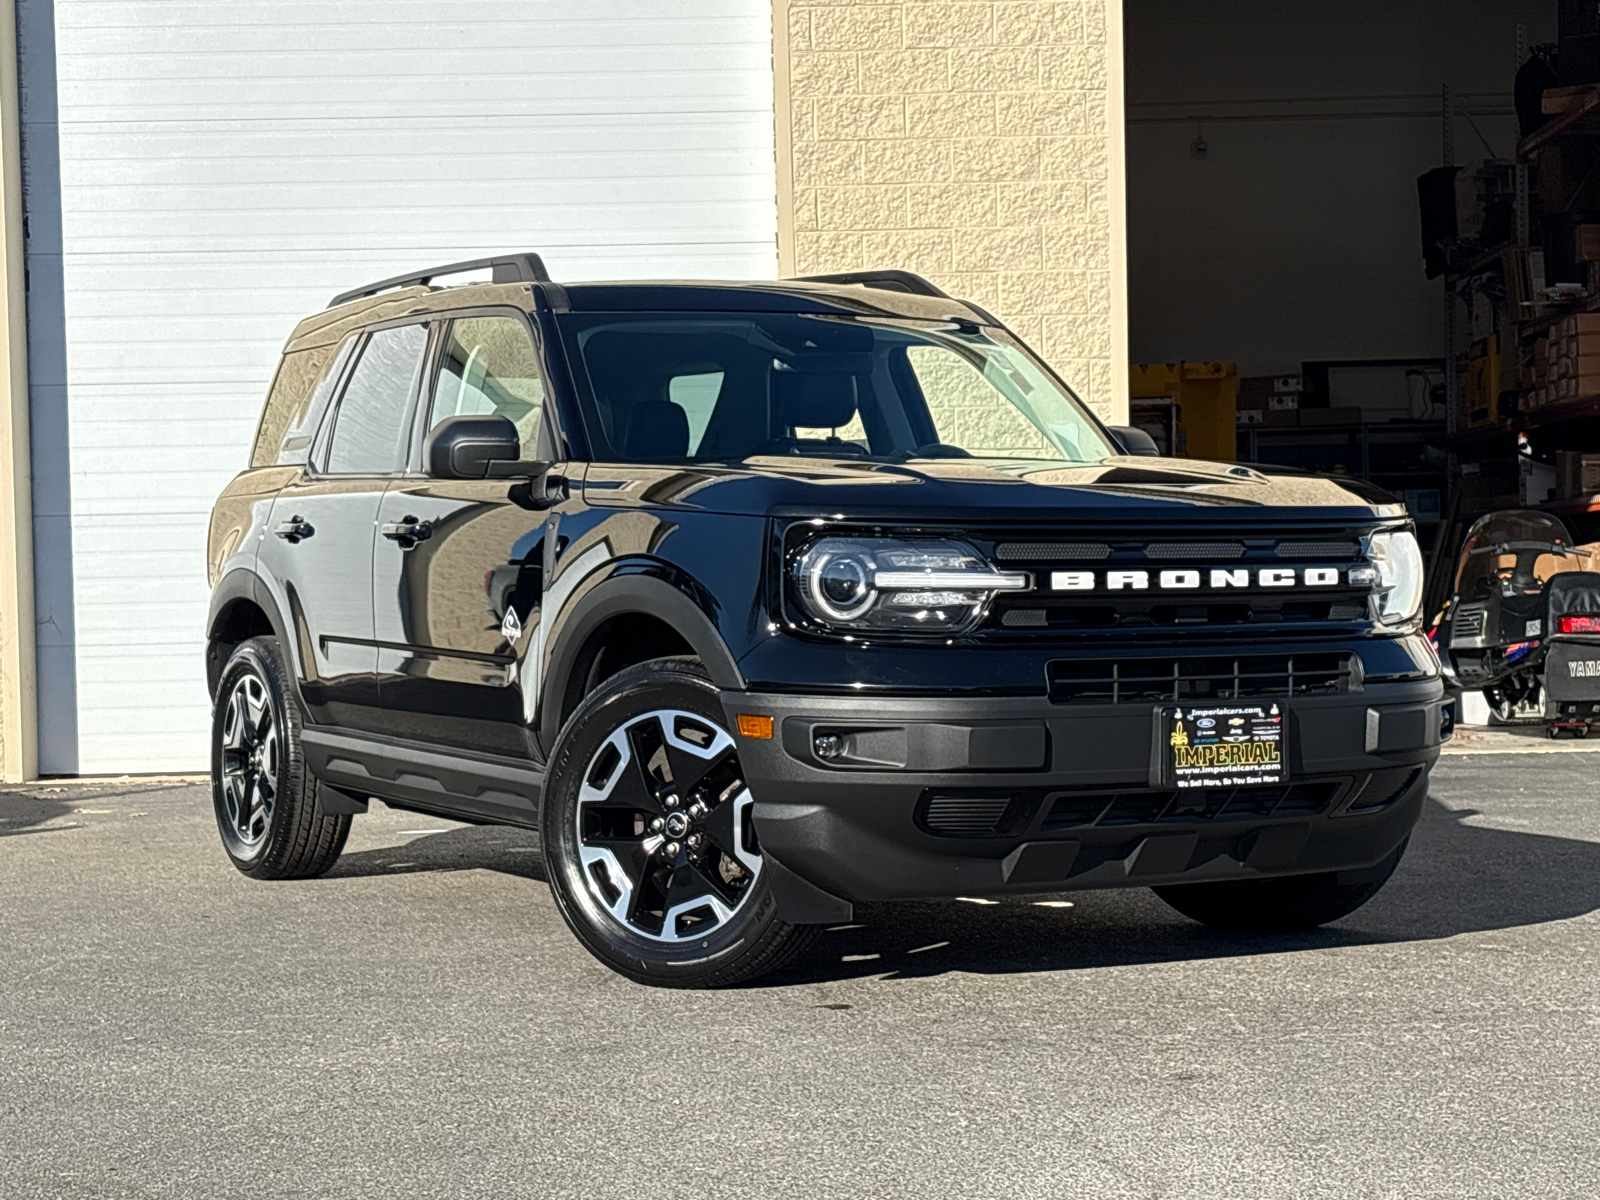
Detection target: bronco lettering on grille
<box><xmin>1051</xmin><ymin>567</ymin><xmax>1347</xmax><ymax>592</ymax></box>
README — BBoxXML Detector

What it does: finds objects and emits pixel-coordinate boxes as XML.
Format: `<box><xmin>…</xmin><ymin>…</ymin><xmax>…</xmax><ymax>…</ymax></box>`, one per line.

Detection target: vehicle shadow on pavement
<box><xmin>317</xmin><ymin>793</ymin><xmax>1600</xmax><ymax>986</ymax></box>
<box><xmin>758</xmin><ymin>795</ymin><xmax>1600</xmax><ymax>987</ymax></box>
<box><xmin>328</xmin><ymin>826</ymin><xmax>549</xmax><ymax>883</ymax></box>
<box><xmin>0</xmin><ymin>788</ymin><xmax>87</xmax><ymax>838</ymax></box>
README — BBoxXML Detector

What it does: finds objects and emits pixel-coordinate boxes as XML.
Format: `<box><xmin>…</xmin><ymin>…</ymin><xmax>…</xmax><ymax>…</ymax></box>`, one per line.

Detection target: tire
<box><xmin>210</xmin><ymin>635</ymin><xmax>351</xmax><ymax>879</ymax></box>
<box><xmin>541</xmin><ymin>656</ymin><xmax>819</xmax><ymax>988</ymax></box>
<box><xmin>1153</xmin><ymin>838</ymin><xmax>1408</xmax><ymax>933</ymax></box>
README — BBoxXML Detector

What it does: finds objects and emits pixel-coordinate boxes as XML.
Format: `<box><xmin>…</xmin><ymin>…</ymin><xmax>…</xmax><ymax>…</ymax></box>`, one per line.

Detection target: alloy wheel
<box><xmin>575</xmin><ymin>708</ymin><xmax>762</xmax><ymax>942</ymax></box>
<box><xmin>219</xmin><ymin>671</ymin><xmax>280</xmax><ymax>850</ymax></box>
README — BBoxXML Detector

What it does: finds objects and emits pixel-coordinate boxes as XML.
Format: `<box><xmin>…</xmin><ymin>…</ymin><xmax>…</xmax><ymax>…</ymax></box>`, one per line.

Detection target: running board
<box><xmin>299</xmin><ymin>727</ymin><xmax>543</xmax><ymax>828</ymax></box>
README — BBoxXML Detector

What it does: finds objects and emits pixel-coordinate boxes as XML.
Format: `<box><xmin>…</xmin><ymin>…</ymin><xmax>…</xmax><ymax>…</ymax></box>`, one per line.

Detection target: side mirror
<box><xmin>1106</xmin><ymin>425</ymin><xmax>1161</xmax><ymax>457</ymax></box>
<box><xmin>426</xmin><ymin>414</ymin><xmax>527</xmax><ymax>479</ymax></box>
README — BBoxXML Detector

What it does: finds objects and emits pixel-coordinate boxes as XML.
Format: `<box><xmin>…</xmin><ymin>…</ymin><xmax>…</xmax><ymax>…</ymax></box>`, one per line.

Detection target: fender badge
<box><xmin>501</xmin><ymin>607</ymin><xmax>523</xmax><ymax>643</ymax></box>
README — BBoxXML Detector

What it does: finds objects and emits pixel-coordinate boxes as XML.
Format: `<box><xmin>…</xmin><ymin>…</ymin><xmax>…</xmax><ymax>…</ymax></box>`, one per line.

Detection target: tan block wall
<box><xmin>774</xmin><ymin>0</ymin><xmax>1128</xmax><ymax>424</ymax></box>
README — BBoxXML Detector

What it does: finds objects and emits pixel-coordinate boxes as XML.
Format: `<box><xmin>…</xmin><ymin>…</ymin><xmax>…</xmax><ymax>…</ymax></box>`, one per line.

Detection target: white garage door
<box><xmin>18</xmin><ymin>0</ymin><xmax>778</xmax><ymax>773</ymax></box>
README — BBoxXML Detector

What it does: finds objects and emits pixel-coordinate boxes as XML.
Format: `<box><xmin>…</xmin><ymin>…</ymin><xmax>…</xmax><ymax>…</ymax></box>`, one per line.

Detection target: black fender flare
<box><xmin>536</xmin><ymin>567</ymin><xmax>745</xmax><ymax>752</ymax></box>
<box><xmin>204</xmin><ymin>569</ymin><xmax>295</xmax><ymax>699</ymax></box>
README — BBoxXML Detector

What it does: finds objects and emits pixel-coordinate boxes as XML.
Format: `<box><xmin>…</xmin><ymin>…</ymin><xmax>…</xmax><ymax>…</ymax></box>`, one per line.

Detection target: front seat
<box><xmin>622</xmin><ymin>400</ymin><xmax>691</xmax><ymax>459</ymax></box>
<box><xmin>754</xmin><ymin>372</ymin><xmax>863</xmax><ymax>456</ymax></box>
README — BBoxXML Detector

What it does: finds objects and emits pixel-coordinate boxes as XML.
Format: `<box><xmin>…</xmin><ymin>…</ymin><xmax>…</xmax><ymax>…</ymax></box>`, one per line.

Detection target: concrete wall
<box><xmin>1126</xmin><ymin>0</ymin><xmax>1554</xmax><ymax>377</ymax></box>
<box><xmin>775</xmin><ymin>0</ymin><xmax>1128</xmax><ymax>422</ymax></box>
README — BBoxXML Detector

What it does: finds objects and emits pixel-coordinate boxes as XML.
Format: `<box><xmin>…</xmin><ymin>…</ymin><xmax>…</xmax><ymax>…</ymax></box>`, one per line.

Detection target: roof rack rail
<box><xmin>328</xmin><ymin>252</ymin><xmax>552</xmax><ymax>308</ymax></box>
<box><xmin>788</xmin><ymin>269</ymin><xmax>949</xmax><ymax>299</ymax></box>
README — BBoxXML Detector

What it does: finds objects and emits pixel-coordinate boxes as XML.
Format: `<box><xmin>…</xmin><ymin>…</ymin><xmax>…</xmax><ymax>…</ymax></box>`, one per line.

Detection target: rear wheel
<box><xmin>210</xmin><ymin>636</ymin><xmax>350</xmax><ymax>879</ymax></box>
<box><xmin>541</xmin><ymin>656</ymin><xmax>818</xmax><ymax>987</ymax></box>
<box><xmin>1154</xmin><ymin>839</ymin><xmax>1408</xmax><ymax>932</ymax></box>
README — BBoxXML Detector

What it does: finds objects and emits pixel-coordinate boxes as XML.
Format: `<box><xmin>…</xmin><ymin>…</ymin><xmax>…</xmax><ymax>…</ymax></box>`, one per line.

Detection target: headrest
<box><xmin>774</xmin><ymin>372</ymin><xmax>857</xmax><ymax>430</ymax></box>
<box><xmin>623</xmin><ymin>401</ymin><xmax>690</xmax><ymax>459</ymax></box>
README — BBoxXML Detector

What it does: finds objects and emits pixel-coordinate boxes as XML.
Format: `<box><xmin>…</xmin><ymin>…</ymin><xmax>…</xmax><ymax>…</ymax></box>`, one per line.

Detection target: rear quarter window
<box><xmin>249</xmin><ymin>344</ymin><xmax>340</xmax><ymax>468</ymax></box>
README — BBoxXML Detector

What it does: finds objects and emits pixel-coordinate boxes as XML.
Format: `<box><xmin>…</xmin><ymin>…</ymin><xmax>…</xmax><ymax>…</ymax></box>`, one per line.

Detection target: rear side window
<box><xmin>324</xmin><ymin>324</ymin><xmax>429</xmax><ymax>474</ymax></box>
<box><xmin>250</xmin><ymin>345</ymin><xmax>336</xmax><ymax>468</ymax></box>
<box><xmin>428</xmin><ymin>315</ymin><xmax>545</xmax><ymax>454</ymax></box>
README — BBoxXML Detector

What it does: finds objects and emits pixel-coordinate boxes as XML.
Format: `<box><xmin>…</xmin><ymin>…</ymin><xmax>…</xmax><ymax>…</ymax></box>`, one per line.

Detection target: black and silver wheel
<box><xmin>210</xmin><ymin>636</ymin><xmax>351</xmax><ymax>879</ymax></box>
<box><xmin>542</xmin><ymin>657</ymin><xmax>817</xmax><ymax>987</ymax></box>
<box><xmin>217</xmin><ymin>667</ymin><xmax>281</xmax><ymax>856</ymax></box>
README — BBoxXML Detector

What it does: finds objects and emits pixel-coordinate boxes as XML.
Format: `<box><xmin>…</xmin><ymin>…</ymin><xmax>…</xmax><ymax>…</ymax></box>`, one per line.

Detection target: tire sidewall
<box><xmin>541</xmin><ymin>660</ymin><xmax>785</xmax><ymax>982</ymax></box>
<box><xmin>210</xmin><ymin>637</ymin><xmax>305</xmax><ymax>876</ymax></box>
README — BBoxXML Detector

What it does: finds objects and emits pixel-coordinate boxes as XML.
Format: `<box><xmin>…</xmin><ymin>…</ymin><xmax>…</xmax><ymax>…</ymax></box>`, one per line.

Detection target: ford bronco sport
<box><xmin>206</xmin><ymin>252</ymin><xmax>1444</xmax><ymax>987</ymax></box>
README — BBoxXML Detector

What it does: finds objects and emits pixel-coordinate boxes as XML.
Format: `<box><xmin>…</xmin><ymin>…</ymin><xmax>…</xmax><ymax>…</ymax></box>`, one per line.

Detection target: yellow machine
<box><xmin>1128</xmin><ymin>362</ymin><xmax>1238</xmax><ymax>461</ymax></box>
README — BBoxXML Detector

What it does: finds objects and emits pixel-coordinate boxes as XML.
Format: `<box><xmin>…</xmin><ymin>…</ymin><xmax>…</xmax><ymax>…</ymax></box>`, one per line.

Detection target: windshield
<box><xmin>1453</xmin><ymin>510</ymin><xmax>1579</xmax><ymax>600</ymax></box>
<box><xmin>558</xmin><ymin>312</ymin><xmax>1114</xmax><ymax>464</ymax></box>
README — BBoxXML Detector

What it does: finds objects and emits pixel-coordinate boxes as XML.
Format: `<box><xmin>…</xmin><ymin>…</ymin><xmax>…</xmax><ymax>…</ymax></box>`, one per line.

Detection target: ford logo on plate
<box><xmin>1197</xmin><ymin>718</ymin><xmax>1215</xmax><ymax>728</ymax></box>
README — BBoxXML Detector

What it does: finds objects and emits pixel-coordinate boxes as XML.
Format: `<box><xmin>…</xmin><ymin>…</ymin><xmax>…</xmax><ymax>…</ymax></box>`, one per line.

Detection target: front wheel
<box><xmin>541</xmin><ymin>657</ymin><xmax>818</xmax><ymax>988</ymax></box>
<box><xmin>1154</xmin><ymin>839</ymin><xmax>1408</xmax><ymax>932</ymax></box>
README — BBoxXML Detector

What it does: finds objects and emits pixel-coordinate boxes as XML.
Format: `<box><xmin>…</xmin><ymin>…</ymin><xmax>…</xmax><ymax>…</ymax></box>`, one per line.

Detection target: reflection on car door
<box><xmin>257</xmin><ymin>322</ymin><xmax>429</xmax><ymax>733</ymax></box>
<box><xmin>372</xmin><ymin>313</ymin><xmax>565</xmax><ymax>756</ymax></box>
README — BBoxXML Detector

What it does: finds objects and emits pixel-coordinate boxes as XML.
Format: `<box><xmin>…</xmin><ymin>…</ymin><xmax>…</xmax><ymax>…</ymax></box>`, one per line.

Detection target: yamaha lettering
<box><xmin>1051</xmin><ymin>567</ymin><xmax>1347</xmax><ymax>592</ymax></box>
<box><xmin>1569</xmin><ymin>659</ymin><xmax>1600</xmax><ymax>678</ymax></box>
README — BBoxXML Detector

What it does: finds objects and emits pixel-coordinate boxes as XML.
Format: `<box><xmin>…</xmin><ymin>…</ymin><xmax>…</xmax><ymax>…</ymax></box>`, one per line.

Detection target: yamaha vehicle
<box><xmin>205</xmin><ymin>253</ymin><xmax>1444</xmax><ymax>987</ymax></box>
<box><xmin>1438</xmin><ymin>509</ymin><xmax>1600</xmax><ymax>735</ymax></box>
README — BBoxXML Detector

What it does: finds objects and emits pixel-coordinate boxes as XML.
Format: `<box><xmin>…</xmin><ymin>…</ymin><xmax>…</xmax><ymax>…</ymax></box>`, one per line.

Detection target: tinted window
<box><xmin>251</xmin><ymin>343</ymin><xmax>336</xmax><ymax>468</ymax></box>
<box><xmin>325</xmin><ymin>324</ymin><xmax>429</xmax><ymax>474</ymax></box>
<box><xmin>428</xmin><ymin>316</ymin><xmax>545</xmax><ymax>453</ymax></box>
<box><xmin>560</xmin><ymin>313</ymin><xmax>1111</xmax><ymax>465</ymax></box>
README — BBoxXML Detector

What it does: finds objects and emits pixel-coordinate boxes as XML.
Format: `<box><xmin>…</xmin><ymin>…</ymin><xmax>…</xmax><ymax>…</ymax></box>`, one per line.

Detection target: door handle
<box><xmin>381</xmin><ymin>515</ymin><xmax>433</xmax><ymax>548</ymax></box>
<box><xmin>274</xmin><ymin>516</ymin><xmax>314</xmax><ymax>543</ymax></box>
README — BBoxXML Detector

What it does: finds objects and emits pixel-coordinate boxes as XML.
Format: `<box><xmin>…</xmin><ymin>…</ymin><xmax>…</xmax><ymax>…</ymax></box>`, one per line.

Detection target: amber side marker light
<box><xmin>736</xmin><ymin>714</ymin><xmax>774</xmax><ymax>739</ymax></box>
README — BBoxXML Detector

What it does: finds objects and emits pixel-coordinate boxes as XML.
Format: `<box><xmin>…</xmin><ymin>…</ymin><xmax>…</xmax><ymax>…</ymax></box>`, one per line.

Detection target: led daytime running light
<box><xmin>874</xmin><ymin>569</ymin><xmax>1029</xmax><ymax>591</ymax></box>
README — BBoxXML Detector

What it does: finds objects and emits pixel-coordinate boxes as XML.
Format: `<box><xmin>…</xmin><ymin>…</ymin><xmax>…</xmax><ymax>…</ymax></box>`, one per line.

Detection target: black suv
<box><xmin>206</xmin><ymin>252</ymin><xmax>1444</xmax><ymax>987</ymax></box>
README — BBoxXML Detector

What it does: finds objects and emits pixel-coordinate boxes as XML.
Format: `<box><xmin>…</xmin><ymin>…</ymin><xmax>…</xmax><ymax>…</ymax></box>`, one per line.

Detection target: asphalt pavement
<box><xmin>2</xmin><ymin>751</ymin><xmax>1598</xmax><ymax>1199</ymax></box>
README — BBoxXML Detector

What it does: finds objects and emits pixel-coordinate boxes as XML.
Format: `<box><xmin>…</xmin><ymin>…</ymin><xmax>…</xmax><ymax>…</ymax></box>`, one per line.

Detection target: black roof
<box><xmin>325</xmin><ymin>253</ymin><xmax>996</xmax><ymax>325</ymax></box>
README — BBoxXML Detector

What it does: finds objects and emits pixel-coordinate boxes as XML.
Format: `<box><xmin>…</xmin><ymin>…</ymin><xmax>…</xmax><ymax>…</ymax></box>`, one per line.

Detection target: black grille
<box><xmin>1276</xmin><ymin>540</ymin><xmax>1360</xmax><ymax>559</ymax></box>
<box><xmin>1145</xmin><ymin>542</ymin><xmax>1244</xmax><ymax>560</ymax></box>
<box><xmin>1042</xmin><ymin>781</ymin><xmax>1342</xmax><ymax>830</ymax></box>
<box><xmin>1047</xmin><ymin>653</ymin><xmax>1355</xmax><ymax>704</ymax></box>
<box><xmin>920</xmin><ymin>793</ymin><xmax>1016</xmax><ymax>836</ymax></box>
<box><xmin>980</xmin><ymin>524</ymin><xmax>1377</xmax><ymax>636</ymax></box>
<box><xmin>995</xmin><ymin>541</ymin><xmax>1110</xmax><ymax>562</ymax></box>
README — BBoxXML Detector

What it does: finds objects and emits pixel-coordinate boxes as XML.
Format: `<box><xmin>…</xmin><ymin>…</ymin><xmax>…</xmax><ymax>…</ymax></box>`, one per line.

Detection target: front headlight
<box><xmin>1358</xmin><ymin>529</ymin><xmax>1424</xmax><ymax>627</ymax></box>
<box><xmin>789</xmin><ymin>536</ymin><xmax>1029</xmax><ymax>635</ymax></box>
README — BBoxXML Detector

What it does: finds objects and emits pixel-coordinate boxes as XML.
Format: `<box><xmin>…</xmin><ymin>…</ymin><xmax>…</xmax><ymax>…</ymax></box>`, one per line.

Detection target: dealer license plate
<box><xmin>1166</xmin><ymin>703</ymin><xmax>1286</xmax><ymax>789</ymax></box>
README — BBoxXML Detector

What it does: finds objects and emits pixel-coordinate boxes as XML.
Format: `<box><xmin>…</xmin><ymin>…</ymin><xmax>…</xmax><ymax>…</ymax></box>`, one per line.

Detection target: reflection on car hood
<box><xmin>583</xmin><ymin>455</ymin><xmax>1407</xmax><ymax>521</ymax></box>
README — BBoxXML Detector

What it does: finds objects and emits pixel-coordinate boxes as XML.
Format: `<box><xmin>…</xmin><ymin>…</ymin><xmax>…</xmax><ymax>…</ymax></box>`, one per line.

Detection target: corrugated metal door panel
<box><xmin>23</xmin><ymin>0</ymin><xmax>778</xmax><ymax>773</ymax></box>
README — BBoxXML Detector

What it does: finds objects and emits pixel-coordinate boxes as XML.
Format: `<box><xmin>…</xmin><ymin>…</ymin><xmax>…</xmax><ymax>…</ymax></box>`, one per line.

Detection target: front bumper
<box><xmin>722</xmin><ymin>678</ymin><xmax>1443</xmax><ymax>912</ymax></box>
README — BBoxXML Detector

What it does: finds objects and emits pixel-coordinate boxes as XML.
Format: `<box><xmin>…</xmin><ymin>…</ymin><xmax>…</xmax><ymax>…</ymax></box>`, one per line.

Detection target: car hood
<box><xmin>582</xmin><ymin>455</ymin><xmax>1407</xmax><ymax>524</ymax></box>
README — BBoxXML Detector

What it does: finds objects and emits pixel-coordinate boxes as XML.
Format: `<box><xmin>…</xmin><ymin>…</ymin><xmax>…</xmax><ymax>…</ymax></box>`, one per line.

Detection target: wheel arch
<box><xmin>537</xmin><ymin>568</ymin><xmax>745</xmax><ymax>753</ymax></box>
<box><xmin>205</xmin><ymin>570</ymin><xmax>293</xmax><ymax>700</ymax></box>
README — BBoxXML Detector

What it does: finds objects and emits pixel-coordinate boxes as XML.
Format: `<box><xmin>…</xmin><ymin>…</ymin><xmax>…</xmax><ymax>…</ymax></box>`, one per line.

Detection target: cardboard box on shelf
<box><xmin>1236</xmin><ymin>375</ymin><xmax>1273</xmax><ymax>409</ymax></box>
<box><xmin>1273</xmin><ymin>375</ymin><xmax>1303</xmax><ymax>394</ymax></box>
<box><xmin>1558</xmin><ymin>451</ymin><xmax>1600</xmax><ymax>498</ymax></box>
<box><xmin>1236</xmin><ymin>408</ymin><xmax>1263</xmax><ymax>425</ymax></box>
<box><xmin>1266</xmin><ymin>394</ymin><xmax>1299</xmax><ymax>411</ymax></box>
<box><xmin>1261</xmin><ymin>408</ymin><xmax>1299</xmax><ymax>427</ymax></box>
<box><xmin>1559</xmin><ymin>312</ymin><xmax>1600</xmax><ymax>338</ymax></box>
